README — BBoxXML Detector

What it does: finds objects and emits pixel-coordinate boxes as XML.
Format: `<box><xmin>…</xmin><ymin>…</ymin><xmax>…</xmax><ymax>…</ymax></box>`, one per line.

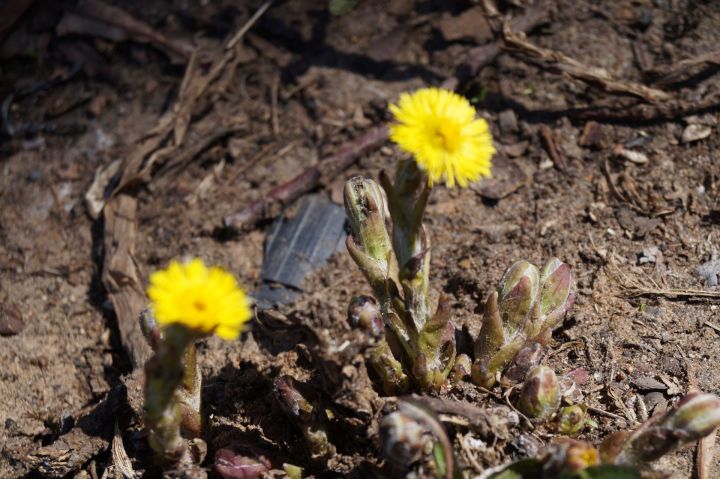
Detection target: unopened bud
<box><xmin>348</xmin><ymin>295</ymin><xmax>384</xmax><ymax>337</ymax></box>
<box><xmin>273</xmin><ymin>376</ymin><xmax>313</xmax><ymax>423</ymax></box>
<box><xmin>379</xmin><ymin>410</ymin><xmax>432</xmax><ymax>466</ymax></box>
<box><xmin>544</xmin><ymin>438</ymin><xmax>600</xmax><ymax>474</ymax></box>
<box><xmin>558</xmin><ymin>405</ymin><xmax>589</xmax><ymax>436</ymax></box>
<box><xmin>517</xmin><ymin>366</ymin><xmax>560</xmax><ymax>421</ymax></box>
<box><xmin>498</xmin><ymin>261</ymin><xmax>540</xmax><ymax>334</ymax></box>
<box><xmin>452</xmin><ymin>354</ymin><xmax>472</xmax><ymax>381</ymax></box>
<box><xmin>539</xmin><ymin>258</ymin><xmax>574</xmax><ymax>332</ymax></box>
<box><xmin>503</xmin><ymin>341</ymin><xmax>544</xmax><ymax>385</ymax></box>
<box><xmin>344</xmin><ymin>177</ymin><xmax>392</xmax><ymax>263</ymax></box>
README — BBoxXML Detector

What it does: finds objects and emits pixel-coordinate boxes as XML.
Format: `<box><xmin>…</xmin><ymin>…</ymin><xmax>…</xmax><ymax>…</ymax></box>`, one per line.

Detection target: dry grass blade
<box><xmin>622</xmin><ymin>286</ymin><xmax>720</xmax><ymax>300</ymax></box>
<box><xmin>611</xmin><ymin>262</ymin><xmax>720</xmax><ymax>301</ymax></box>
<box><xmin>111</xmin><ymin>423</ymin><xmax>135</xmax><ymax>479</ymax></box>
<box><xmin>227</xmin><ymin>0</ymin><xmax>274</xmax><ymax>49</ymax></box>
<box><xmin>696</xmin><ymin>428</ymin><xmax>715</xmax><ymax>479</ymax></box>
<box><xmin>502</xmin><ymin>25</ymin><xmax>670</xmax><ymax>103</ymax></box>
<box><xmin>112</xmin><ymin>6</ymin><xmax>269</xmax><ymax>196</ymax></box>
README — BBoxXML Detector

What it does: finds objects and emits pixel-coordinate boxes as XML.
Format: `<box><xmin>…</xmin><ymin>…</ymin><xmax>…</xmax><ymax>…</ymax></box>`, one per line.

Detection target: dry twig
<box><xmin>622</xmin><ymin>286</ymin><xmax>720</xmax><ymax>300</ymax></box>
<box><xmin>502</xmin><ymin>25</ymin><xmax>670</xmax><ymax>103</ymax></box>
<box><xmin>651</xmin><ymin>49</ymin><xmax>720</xmax><ymax>87</ymax></box>
<box><xmin>223</xmin><ymin>125</ymin><xmax>389</xmax><ymax>230</ymax></box>
<box><xmin>67</xmin><ymin>0</ymin><xmax>194</xmax><ymax>60</ymax></box>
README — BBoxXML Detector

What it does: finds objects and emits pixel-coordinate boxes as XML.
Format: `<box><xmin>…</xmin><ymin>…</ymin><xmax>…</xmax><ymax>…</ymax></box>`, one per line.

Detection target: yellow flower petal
<box><xmin>147</xmin><ymin>258</ymin><xmax>252</xmax><ymax>340</ymax></box>
<box><xmin>389</xmin><ymin>87</ymin><xmax>495</xmax><ymax>188</ymax></box>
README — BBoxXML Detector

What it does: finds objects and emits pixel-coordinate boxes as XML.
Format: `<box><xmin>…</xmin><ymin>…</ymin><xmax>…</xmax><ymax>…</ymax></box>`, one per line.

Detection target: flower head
<box><xmin>389</xmin><ymin>87</ymin><xmax>495</xmax><ymax>188</ymax></box>
<box><xmin>147</xmin><ymin>258</ymin><xmax>252</xmax><ymax>340</ymax></box>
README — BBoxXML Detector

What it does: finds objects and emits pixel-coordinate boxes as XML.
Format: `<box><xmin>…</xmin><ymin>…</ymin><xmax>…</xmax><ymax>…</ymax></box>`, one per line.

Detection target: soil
<box><xmin>1</xmin><ymin>0</ymin><xmax>719</xmax><ymax>478</ymax></box>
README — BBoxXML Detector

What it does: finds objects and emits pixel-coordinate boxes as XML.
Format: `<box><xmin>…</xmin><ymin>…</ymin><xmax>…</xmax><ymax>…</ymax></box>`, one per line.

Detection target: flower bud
<box><xmin>667</xmin><ymin>392</ymin><xmax>720</xmax><ymax>438</ymax></box>
<box><xmin>503</xmin><ymin>341</ymin><xmax>544</xmax><ymax>385</ymax></box>
<box><xmin>543</xmin><ymin>438</ymin><xmax>600</xmax><ymax>474</ymax></box>
<box><xmin>344</xmin><ymin>177</ymin><xmax>393</xmax><ymax>264</ymax></box>
<box><xmin>517</xmin><ymin>366</ymin><xmax>561</xmax><ymax>421</ymax></box>
<box><xmin>273</xmin><ymin>376</ymin><xmax>313</xmax><ymax>423</ymax></box>
<box><xmin>452</xmin><ymin>354</ymin><xmax>472</xmax><ymax>381</ymax></box>
<box><xmin>498</xmin><ymin>261</ymin><xmax>540</xmax><ymax>335</ymax></box>
<box><xmin>558</xmin><ymin>405</ymin><xmax>588</xmax><ymax>436</ymax></box>
<box><xmin>347</xmin><ymin>295</ymin><xmax>384</xmax><ymax>337</ymax></box>
<box><xmin>539</xmin><ymin>258</ymin><xmax>574</xmax><ymax>332</ymax></box>
<box><xmin>614</xmin><ymin>392</ymin><xmax>720</xmax><ymax>465</ymax></box>
<box><xmin>380</xmin><ymin>410</ymin><xmax>433</xmax><ymax>466</ymax></box>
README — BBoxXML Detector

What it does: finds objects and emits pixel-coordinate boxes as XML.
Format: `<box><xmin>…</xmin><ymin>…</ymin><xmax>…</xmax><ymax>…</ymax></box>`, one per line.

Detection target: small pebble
<box><xmin>681</xmin><ymin>124</ymin><xmax>712</xmax><ymax>143</ymax></box>
<box><xmin>0</xmin><ymin>304</ymin><xmax>24</xmax><ymax>335</ymax></box>
<box><xmin>498</xmin><ymin>109</ymin><xmax>518</xmax><ymax>135</ymax></box>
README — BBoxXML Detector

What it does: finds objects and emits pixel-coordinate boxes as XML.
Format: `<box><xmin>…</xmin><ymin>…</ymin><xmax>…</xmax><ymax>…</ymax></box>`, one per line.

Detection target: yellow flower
<box><xmin>147</xmin><ymin>258</ymin><xmax>252</xmax><ymax>340</ymax></box>
<box><xmin>389</xmin><ymin>87</ymin><xmax>495</xmax><ymax>188</ymax></box>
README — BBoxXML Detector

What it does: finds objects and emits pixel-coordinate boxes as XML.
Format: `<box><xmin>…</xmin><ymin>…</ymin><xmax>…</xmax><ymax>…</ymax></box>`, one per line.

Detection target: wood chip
<box><xmin>101</xmin><ymin>195</ymin><xmax>151</xmax><ymax>369</ymax></box>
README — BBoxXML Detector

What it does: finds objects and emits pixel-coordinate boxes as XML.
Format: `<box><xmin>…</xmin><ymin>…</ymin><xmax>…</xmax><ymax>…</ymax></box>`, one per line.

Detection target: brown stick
<box><xmin>441</xmin><ymin>0</ymin><xmax>549</xmax><ymax>90</ymax></box>
<box><xmin>539</xmin><ymin>125</ymin><xmax>566</xmax><ymax>171</ymax></box>
<box><xmin>74</xmin><ymin>0</ymin><xmax>194</xmax><ymax>60</ymax></box>
<box><xmin>651</xmin><ymin>49</ymin><xmax>720</xmax><ymax>87</ymax></box>
<box><xmin>502</xmin><ymin>24</ymin><xmax>670</xmax><ymax>103</ymax></box>
<box><xmin>223</xmin><ymin>125</ymin><xmax>389</xmax><ymax>229</ymax></box>
<box><xmin>559</xmin><ymin>91</ymin><xmax>720</xmax><ymax>122</ymax></box>
<box><xmin>224</xmin><ymin>1</ymin><xmax>551</xmax><ymax>231</ymax></box>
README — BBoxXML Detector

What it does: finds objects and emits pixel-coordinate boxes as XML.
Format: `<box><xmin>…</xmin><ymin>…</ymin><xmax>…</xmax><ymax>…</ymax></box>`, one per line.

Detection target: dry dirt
<box><xmin>1</xmin><ymin>0</ymin><xmax>719</xmax><ymax>478</ymax></box>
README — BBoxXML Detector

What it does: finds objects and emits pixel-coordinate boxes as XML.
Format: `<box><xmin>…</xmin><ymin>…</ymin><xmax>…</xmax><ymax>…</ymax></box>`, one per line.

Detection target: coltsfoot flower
<box><xmin>389</xmin><ymin>87</ymin><xmax>495</xmax><ymax>188</ymax></box>
<box><xmin>148</xmin><ymin>258</ymin><xmax>252</xmax><ymax>340</ymax></box>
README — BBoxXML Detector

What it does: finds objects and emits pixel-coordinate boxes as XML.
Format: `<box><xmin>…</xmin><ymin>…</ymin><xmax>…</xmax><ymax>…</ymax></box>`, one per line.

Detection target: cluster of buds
<box><xmin>472</xmin><ymin>258</ymin><xmax>575</xmax><ymax>389</ymax></box>
<box><xmin>514</xmin><ymin>365</ymin><xmax>593</xmax><ymax>433</ymax></box>
<box><xmin>273</xmin><ymin>376</ymin><xmax>336</xmax><ymax>465</ymax></box>
<box><xmin>344</xmin><ymin>162</ymin><xmax>456</xmax><ymax>392</ymax></box>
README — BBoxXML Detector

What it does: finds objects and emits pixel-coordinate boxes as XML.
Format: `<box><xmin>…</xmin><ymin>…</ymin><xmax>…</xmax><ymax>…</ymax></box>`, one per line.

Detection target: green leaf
<box><xmin>329</xmin><ymin>0</ymin><xmax>359</xmax><ymax>15</ymax></box>
<box><xmin>432</xmin><ymin>442</ymin><xmax>447</xmax><ymax>478</ymax></box>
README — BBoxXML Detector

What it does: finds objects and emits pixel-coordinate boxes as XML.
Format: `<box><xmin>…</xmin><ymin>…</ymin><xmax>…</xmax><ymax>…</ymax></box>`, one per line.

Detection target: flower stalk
<box><xmin>144</xmin><ymin>324</ymin><xmax>197</xmax><ymax>467</ymax></box>
<box><xmin>344</xmin><ymin>175</ymin><xmax>455</xmax><ymax>391</ymax></box>
<box><xmin>343</xmin><ymin>87</ymin><xmax>495</xmax><ymax>393</ymax></box>
<box><xmin>142</xmin><ymin>258</ymin><xmax>252</xmax><ymax>472</ymax></box>
<box><xmin>141</xmin><ymin>309</ymin><xmax>202</xmax><ymax>438</ymax></box>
